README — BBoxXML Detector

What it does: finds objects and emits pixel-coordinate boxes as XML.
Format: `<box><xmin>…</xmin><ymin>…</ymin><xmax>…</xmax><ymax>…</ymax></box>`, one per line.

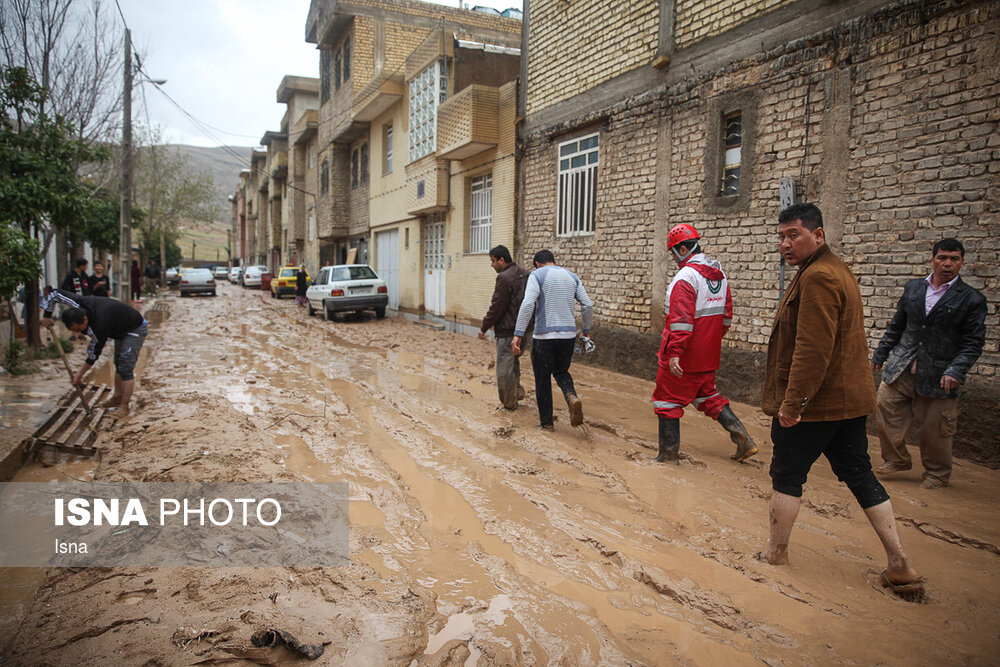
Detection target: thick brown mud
<box><xmin>2</xmin><ymin>282</ymin><xmax>999</xmax><ymax>665</ymax></box>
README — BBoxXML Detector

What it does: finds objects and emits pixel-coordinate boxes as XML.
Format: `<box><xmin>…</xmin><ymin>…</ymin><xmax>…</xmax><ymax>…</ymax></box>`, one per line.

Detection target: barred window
<box><xmin>469</xmin><ymin>172</ymin><xmax>492</xmax><ymax>254</ymax></box>
<box><xmin>320</xmin><ymin>159</ymin><xmax>329</xmax><ymax>195</ymax></box>
<box><xmin>360</xmin><ymin>142</ymin><xmax>369</xmax><ymax>185</ymax></box>
<box><xmin>320</xmin><ymin>51</ymin><xmax>330</xmax><ymax>104</ymax></box>
<box><xmin>335</xmin><ymin>50</ymin><xmax>342</xmax><ymax>90</ymax></box>
<box><xmin>343</xmin><ymin>37</ymin><xmax>351</xmax><ymax>81</ymax></box>
<box><xmin>557</xmin><ymin>133</ymin><xmax>598</xmax><ymax>236</ymax></box>
<box><xmin>722</xmin><ymin>112</ymin><xmax>741</xmax><ymax>196</ymax></box>
<box><xmin>351</xmin><ymin>148</ymin><xmax>359</xmax><ymax>188</ymax></box>
<box><xmin>408</xmin><ymin>60</ymin><xmax>447</xmax><ymax>162</ymax></box>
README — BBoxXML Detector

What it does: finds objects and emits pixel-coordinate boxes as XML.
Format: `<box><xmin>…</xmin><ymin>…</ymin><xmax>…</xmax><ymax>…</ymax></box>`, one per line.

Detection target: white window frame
<box><xmin>469</xmin><ymin>172</ymin><xmax>492</xmax><ymax>254</ymax></box>
<box><xmin>384</xmin><ymin>124</ymin><xmax>393</xmax><ymax>174</ymax></box>
<box><xmin>557</xmin><ymin>132</ymin><xmax>599</xmax><ymax>237</ymax></box>
<box><xmin>408</xmin><ymin>60</ymin><xmax>447</xmax><ymax>163</ymax></box>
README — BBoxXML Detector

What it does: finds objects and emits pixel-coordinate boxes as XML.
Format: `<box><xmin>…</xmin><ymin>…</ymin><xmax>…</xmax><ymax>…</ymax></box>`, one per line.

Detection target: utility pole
<box><xmin>118</xmin><ymin>29</ymin><xmax>133</xmax><ymax>302</ymax></box>
<box><xmin>192</xmin><ymin>240</ymin><xmax>196</xmax><ymax>261</ymax></box>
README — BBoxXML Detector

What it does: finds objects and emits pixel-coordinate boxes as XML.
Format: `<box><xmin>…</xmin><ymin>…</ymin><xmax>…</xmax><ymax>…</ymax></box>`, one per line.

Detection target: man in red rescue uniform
<box><xmin>652</xmin><ymin>224</ymin><xmax>758</xmax><ymax>463</ymax></box>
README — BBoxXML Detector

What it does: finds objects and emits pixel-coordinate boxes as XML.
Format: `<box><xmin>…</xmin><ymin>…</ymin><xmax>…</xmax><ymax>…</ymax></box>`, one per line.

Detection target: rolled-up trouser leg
<box><xmin>495</xmin><ymin>336</ymin><xmax>519</xmax><ymax>409</ymax></box>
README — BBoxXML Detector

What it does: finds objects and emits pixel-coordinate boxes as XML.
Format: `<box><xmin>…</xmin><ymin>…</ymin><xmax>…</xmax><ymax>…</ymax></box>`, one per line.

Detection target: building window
<box><xmin>360</xmin><ymin>142</ymin><xmax>369</xmax><ymax>185</ymax></box>
<box><xmin>408</xmin><ymin>60</ymin><xmax>447</xmax><ymax>162</ymax></box>
<box><xmin>335</xmin><ymin>50</ymin><xmax>342</xmax><ymax>90</ymax></box>
<box><xmin>383</xmin><ymin>124</ymin><xmax>393</xmax><ymax>174</ymax></box>
<box><xmin>320</xmin><ymin>50</ymin><xmax>330</xmax><ymax>104</ymax></box>
<box><xmin>469</xmin><ymin>172</ymin><xmax>492</xmax><ymax>254</ymax></box>
<box><xmin>722</xmin><ymin>112</ymin><xmax>741</xmax><ymax>196</ymax></box>
<box><xmin>308</xmin><ymin>210</ymin><xmax>316</xmax><ymax>241</ymax></box>
<box><xmin>342</xmin><ymin>37</ymin><xmax>351</xmax><ymax>81</ymax></box>
<box><xmin>351</xmin><ymin>148</ymin><xmax>359</xmax><ymax>188</ymax></box>
<box><xmin>557</xmin><ymin>133</ymin><xmax>599</xmax><ymax>236</ymax></box>
<box><xmin>320</xmin><ymin>159</ymin><xmax>329</xmax><ymax>195</ymax></box>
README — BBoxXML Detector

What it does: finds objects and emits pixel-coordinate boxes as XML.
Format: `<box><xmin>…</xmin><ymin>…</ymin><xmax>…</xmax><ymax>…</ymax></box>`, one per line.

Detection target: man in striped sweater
<box><xmin>512</xmin><ymin>250</ymin><xmax>593</xmax><ymax>430</ymax></box>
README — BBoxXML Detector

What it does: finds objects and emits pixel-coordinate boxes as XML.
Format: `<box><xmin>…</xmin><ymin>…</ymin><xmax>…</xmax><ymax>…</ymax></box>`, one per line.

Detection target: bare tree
<box><xmin>0</xmin><ymin>0</ymin><xmax>123</xmax><ymax>145</ymax></box>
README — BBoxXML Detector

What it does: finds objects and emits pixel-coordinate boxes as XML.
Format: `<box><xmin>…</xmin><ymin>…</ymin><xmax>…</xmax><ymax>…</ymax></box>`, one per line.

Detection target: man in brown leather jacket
<box><xmin>759</xmin><ymin>203</ymin><xmax>920</xmax><ymax>590</ymax></box>
<box><xmin>479</xmin><ymin>245</ymin><xmax>530</xmax><ymax>410</ymax></box>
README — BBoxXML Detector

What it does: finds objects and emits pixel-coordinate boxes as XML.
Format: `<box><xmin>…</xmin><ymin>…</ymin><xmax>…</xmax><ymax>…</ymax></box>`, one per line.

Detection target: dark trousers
<box><xmin>769</xmin><ymin>416</ymin><xmax>889</xmax><ymax>509</ymax></box>
<box><xmin>531</xmin><ymin>338</ymin><xmax>576</xmax><ymax>427</ymax></box>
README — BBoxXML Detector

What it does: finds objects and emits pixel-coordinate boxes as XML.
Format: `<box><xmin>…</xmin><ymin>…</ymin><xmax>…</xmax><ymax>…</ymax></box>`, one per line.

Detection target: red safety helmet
<box><xmin>667</xmin><ymin>224</ymin><xmax>700</xmax><ymax>250</ymax></box>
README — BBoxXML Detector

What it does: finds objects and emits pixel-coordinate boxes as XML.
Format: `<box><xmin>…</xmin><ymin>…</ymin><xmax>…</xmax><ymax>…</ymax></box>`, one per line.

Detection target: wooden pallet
<box><xmin>28</xmin><ymin>384</ymin><xmax>115</xmax><ymax>459</ymax></box>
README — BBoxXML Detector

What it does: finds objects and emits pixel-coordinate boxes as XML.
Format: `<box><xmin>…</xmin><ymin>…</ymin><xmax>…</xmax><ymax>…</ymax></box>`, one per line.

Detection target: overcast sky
<box><xmin>118</xmin><ymin>0</ymin><xmax>522</xmax><ymax>156</ymax></box>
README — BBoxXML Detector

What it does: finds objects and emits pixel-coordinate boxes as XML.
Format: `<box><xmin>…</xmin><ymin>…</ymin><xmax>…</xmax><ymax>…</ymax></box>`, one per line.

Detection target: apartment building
<box><xmin>520</xmin><ymin>0</ymin><xmax>999</xmax><ymax>460</ymax></box>
<box><xmin>277</xmin><ymin>76</ymin><xmax>320</xmax><ymax>270</ymax></box>
<box><xmin>305</xmin><ymin>0</ymin><xmax>521</xmax><ymax>323</ymax></box>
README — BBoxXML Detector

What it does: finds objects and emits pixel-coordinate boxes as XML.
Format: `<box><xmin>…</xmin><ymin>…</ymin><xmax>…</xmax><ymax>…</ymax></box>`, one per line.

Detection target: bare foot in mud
<box><xmin>882</xmin><ymin>565</ymin><xmax>920</xmax><ymax>587</ymax></box>
<box><xmin>755</xmin><ymin>550</ymin><xmax>788</xmax><ymax>565</ymax></box>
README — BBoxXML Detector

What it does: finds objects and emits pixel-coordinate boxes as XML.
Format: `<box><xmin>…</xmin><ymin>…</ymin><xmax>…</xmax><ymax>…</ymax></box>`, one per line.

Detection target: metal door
<box><xmin>423</xmin><ymin>217</ymin><xmax>446</xmax><ymax>316</ymax></box>
<box><xmin>375</xmin><ymin>229</ymin><xmax>399</xmax><ymax>311</ymax></box>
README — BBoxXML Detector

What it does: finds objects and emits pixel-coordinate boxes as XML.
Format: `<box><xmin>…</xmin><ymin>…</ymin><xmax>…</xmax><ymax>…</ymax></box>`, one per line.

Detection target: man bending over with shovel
<box><xmin>42</xmin><ymin>288</ymin><xmax>148</xmax><ymax>416</ymax></box>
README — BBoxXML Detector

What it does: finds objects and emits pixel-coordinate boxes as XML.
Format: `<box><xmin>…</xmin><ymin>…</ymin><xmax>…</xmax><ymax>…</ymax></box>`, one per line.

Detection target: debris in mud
<box><xmin>492</xmin><ymin>425</ymin><xmax>515</xmax><ymax>438</ymax></box>
<box><xmin>249</xmin><ymin>628</ymin><xmax>327</xmax><ymax>659</ymax></box>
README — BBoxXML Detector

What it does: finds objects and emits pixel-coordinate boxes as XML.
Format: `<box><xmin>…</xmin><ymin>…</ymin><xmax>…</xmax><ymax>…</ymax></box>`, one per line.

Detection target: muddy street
<box><xmin>3</xmin><ymin>282</ymin><xmax>1000</xmax><ymax>665</ymax></box>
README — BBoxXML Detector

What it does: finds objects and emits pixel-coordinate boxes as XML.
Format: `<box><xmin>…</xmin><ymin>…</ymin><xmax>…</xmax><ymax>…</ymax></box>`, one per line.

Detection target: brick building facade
<box><xmin>520</xmin><ymin>0</ymin><xmax>999</xmax><ymax>463</ymax></box>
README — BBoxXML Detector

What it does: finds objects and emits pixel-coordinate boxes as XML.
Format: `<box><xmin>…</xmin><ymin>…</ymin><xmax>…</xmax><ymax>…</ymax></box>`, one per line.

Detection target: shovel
<box><xmin>47</xmin><ymin>325</ymin><xmax>93</xmax><ymax>415</ymax></box>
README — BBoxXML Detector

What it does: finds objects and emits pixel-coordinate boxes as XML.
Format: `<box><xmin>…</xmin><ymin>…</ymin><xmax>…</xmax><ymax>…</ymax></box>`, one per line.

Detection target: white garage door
<box><xmin>375</xmin><ymin>229</ymin><xmax>399</xmax><ymax>311</ymax></box>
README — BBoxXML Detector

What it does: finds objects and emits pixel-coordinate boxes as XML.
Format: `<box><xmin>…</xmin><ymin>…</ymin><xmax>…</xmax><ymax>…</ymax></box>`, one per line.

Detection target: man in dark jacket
<box><xmin>478</xmin><ymin>245</ymin><xmax>530</xmax><ymax>410</ymax></box>
<box><xmin>41</xmin><ymin>288</ymin><xmax>148</xmax><ymax>416</ymax></box>
<box><xmin>60</xmin><ymin>258</ymin><xmax>92</xmax><ymax>296</ymax></box>
<box><xmin>871</xmin><ymin>238</ymin><xmax>987</xmax><ymax>489</ymax></box>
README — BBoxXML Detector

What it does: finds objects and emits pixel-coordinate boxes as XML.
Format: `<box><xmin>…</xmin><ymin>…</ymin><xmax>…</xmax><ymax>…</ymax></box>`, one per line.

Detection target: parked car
<box><xmin>165</xmin><ymin>266</ymin><xmax>181</xmax><ymax>285</ymax></box>
<box><xmin>179</xmin><ymin>268</ymin><xmax>216</xmax><ymax>297</ymax></box>
<box><xmin>213</xmin><ymin>266</ymin><xmax>229</xmax><ymax>279</ymax></box>
<box><xmin>241</xmin><ymin>265</ymin><xmax>269</xmax><ymax>288</ymax></box>
<box><xmin>306</xmin><ymin>264</ymin><xmax>388</xmax><ymax>320</ymax></box>
<box><xmin>228</xmin><ymin>267</ymin><xmax>242</xmax><ymax>283</ymax></box>
<box><xmin>270</xmin><ymin>265</ymin><xmax>310</xmax><ymax>298</ymax></box>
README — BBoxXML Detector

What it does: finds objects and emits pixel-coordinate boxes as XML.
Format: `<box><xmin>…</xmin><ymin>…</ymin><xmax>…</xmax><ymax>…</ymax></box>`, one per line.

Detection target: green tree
<box><xmin>0</xmin><ymin>66</ymin><xmax>108</xmax><ymax>348</ymax></box>
<box><xmin>0</xmin><ymin>225</ymin><xmax>41</xmax><ymax>344</ymax></box>
<box><xmin>133</xmin><ymin>130</ymin><xmax>215</xmax><ymax>284</ymax></box>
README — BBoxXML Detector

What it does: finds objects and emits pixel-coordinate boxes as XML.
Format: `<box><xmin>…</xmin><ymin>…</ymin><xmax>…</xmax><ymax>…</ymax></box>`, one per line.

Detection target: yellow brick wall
<box><xmin>675</xmin><ymin>0</ymin><xmax>796</xmax><ymax>48</ymax></box>
<box><xmin>527</xmin><ymin>0</ymin><xmax>659</xmax><ymax>115</ymax></box>
<box><xmin>446</xmin><ymin>81</ymin><xmax>518</xmax><ymax>327</ymax></box>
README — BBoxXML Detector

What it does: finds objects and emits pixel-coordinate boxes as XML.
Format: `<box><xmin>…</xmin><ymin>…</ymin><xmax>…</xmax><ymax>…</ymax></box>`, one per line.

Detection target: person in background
<box><xmin>130</xmin><ymin>260</ymin><xmax>142</xmax><ymax>303</ymax></box>
<box><xmin>295</xmin><ymin>265</ymin><xmax>309</xmax><ymax>307</ymax></box>
<box><xmin>90</xmin><ymin>261</ymin><xmax>111</xmax><ymax>297</ymax></box>
<box><xmin>479</xmin><ymin>245</ymin><xmax>530</xmax><ymax>411</ymax></box>
<box><xmin>871</xmin><ymin>237</ymin><xmax>987</xmax><ymax>490</ymax></box>
<box><xmin>60</xmin><ymin>257</ymin><xmax>91</xmax><ymax>296</ymax></box>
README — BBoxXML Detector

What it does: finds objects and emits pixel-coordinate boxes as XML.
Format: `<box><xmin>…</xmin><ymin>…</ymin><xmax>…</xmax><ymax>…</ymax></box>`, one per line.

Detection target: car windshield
<box><xmin>331</xmin><ymin>266</ymin><xmax>377</xmax><ymax>281</ymax></box>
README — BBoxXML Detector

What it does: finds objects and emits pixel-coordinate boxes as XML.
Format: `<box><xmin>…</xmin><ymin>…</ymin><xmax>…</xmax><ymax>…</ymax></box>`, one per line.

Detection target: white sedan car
<box><xmin>241</xmin><ymin>265</ymin><xmax>269</xmax><ymax>288</ymax></box>
<box><xmin>306</xmin><ymin>264</ymin><xmax>388</xmax><ymax>320</ymax></box>
<box><xmin>228</xmin><ymin>267</ymin><xmax>241</xmax><ymax>283</ymax></box>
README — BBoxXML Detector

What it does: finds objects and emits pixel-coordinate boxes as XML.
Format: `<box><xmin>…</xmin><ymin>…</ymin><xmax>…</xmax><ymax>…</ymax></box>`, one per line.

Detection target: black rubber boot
<box><xmin>717</xmin><ymin>405</ymin><xmax>758</xmax><ymax>462</ymax></box>
<box><xmin>656</xmin><ymin>417</ymin><xmax>680</xmax><ymax>463</ymax></box>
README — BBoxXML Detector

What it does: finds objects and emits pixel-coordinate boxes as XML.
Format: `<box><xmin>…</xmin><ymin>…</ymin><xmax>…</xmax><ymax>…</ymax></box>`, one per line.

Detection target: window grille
<box><xmin>343</xmin><ymin>37</ymin><xmax>351</xmax><ymax>81</ymax></box>
<box><xmin>351</xmin><ymin>149</ymin><xmax>359</xmax><ymax>188</ymax></box>
<box><xmin>320</xmin><ymin>159</ymin><xmax>329</xmax><ymax>195</ymax></box>
<box><xmin>335</xmin><ymin>50</ymin><xmax>342</xmax><ymax>90</ymax></box>
<box><xmin>469</xmin><ymin>173</ymin><xmax>492</xmax><ymax>254</ymax></box>
<box><xmin>361</xmin><ymin>142</ymin><xmax>369</xmax><ymax>185</ymax></box>
<box><xmin>557</xmin><ymin>133</ymin><xmax>599</xmax><ymax>236</ymax></box>
<box><xmin>722</xmin><ymin>112</ymin><xmax>741</xmax><ymax>196</ymax></box>
<box><xmin>384</xmin><ymin>125</ymin><xmax>393</xmax><ymax>174</ymax></box>
<box><xmin>320</xmin><ymin>51</ymin><xmax>330</xmax><ymax>103</ymax></box>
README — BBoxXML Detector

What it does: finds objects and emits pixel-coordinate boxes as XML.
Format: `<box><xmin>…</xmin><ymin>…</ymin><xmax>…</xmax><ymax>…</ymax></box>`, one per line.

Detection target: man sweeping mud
<box><xmin>651</xmin><ymin>224</ymin><xmax>757</xmax><ymax>463</ymax></box>
<box><xmin>41</xmin><ymin>288</ymin><xmax>148</xmax><ymax>416</ymax></box>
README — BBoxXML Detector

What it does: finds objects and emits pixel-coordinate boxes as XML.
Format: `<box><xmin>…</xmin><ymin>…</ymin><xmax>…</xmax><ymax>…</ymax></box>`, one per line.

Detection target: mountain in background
<box><xmin>163</xmin><ymin>144</ymin><xmax>254</xmax><ymax>263</ymax></box>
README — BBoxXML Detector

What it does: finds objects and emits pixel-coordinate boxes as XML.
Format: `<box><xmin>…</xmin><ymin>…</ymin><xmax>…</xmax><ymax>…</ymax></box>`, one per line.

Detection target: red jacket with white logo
<box><xmin>659</xmin><ymin>254</ymin><xmax>733</xmax><ymax>372</ymax></box>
